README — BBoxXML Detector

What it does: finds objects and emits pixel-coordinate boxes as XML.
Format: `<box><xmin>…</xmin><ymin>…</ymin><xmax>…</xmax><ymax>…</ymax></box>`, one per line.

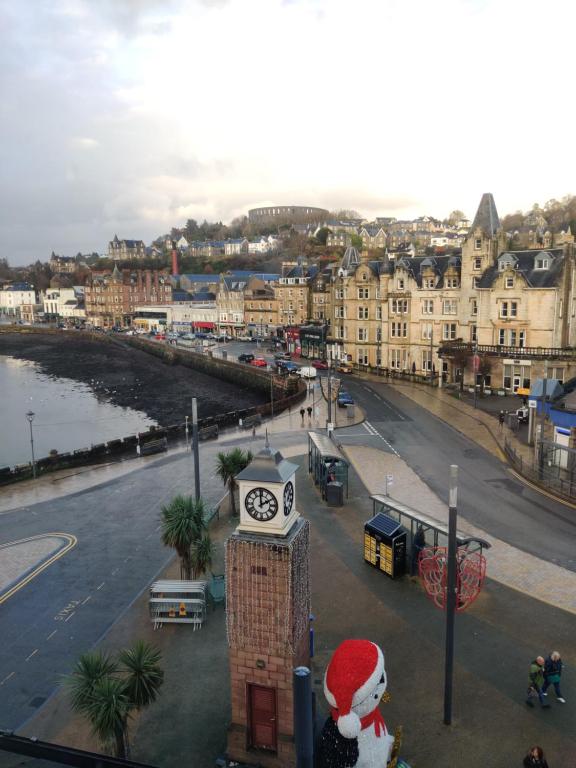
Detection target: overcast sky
<box><xmin>1</xmin><ymin>0</ymin><xmax>574</xmax><ymax>265</ymax></box>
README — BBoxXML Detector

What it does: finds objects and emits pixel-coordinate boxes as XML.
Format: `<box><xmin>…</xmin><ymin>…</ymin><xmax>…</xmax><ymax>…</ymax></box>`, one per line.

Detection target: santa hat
<box><xmin>324</xmin><ymin>640</ymin><xmax>385</xmax><ymax>739</ymax></box>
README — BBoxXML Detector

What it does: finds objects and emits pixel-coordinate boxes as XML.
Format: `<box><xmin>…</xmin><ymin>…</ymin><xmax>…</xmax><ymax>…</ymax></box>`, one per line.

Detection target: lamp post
<box><xmin>26</xmin><ymin>411</ymin><xmax>36</xmax><ymax>479</ymax></box>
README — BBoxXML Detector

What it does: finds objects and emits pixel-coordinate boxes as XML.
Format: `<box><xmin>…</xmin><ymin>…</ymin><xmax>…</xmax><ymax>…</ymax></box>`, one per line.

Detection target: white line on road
<box><xmin>65</xmin><ymin>611</ymin><xmax>75</xmax><ymax>622</ymax></box>
<box><xmin>0</xmin><ymin>671</ymin><xmax>15</xmax><ymax>686</ymax></box>
<box><xmin>25</xmin><ymin>649</ymin><xmax>39</xmax><ymax>662</ymax></box>
<box><xmin>46</xmin><ymin>630</ymin><xmax>57</xmax><ymax>641</ymax></box>
<box><xmin>81</xmin><ymin>595</ymin><xmax>91</xmax><ymax>605</ymax></box>
<box><xmin>96</xmin><ymin>582</ymin><xmax>105</xmax><ymax>590</ymax></box>
<box><xmin>111</xmin><ymin>568</ymin><xmax>119</xmax><ymax>576</ymax></box>
<box><xmin>374</xmin><ymin>394</ymin><xmax>382</xmax><ymax>401</ymax></box>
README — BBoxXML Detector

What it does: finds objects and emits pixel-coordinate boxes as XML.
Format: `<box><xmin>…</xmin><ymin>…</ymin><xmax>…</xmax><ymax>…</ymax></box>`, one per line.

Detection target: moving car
<box><xmin>250</xmin><ymin>357</ymin><xmax>267</xmax><ymax>368</ymax></box>
<box><xmin>336</xmin><ymin>364</ymin><xmax>353</xmax><ymax>374</ymax></box>
<box><xmin>238</xmin><ymin>353</ymin><xmax>255</xmax><ymax>363</ymax></box>
<box><xmin>337</xmin><ymin>391</ymin><xmax>355</xmax><ymax>408</ymax></box>
<box><xmin>277</xmin><ymin>361</ymin><xmax>299</xmax><ymax>374</ymax></box>
<box><xmin>274</xmin><ymin>351</ymin><xmax>292</xmax><ymax>361</ymax></box>
<box><xmin>298</xmin><ymin>366</ymin><xmax>317</xmax><ymax>379</ymax></box>
<box><xmin>312</xmin><ymin>359</ymin><xmax>329</xmax><ymax>370</ymax></box>
<box><xmin>515</xmin><ymin>406</ymin><xmax>529</xmax><ymax>424</ymax></box>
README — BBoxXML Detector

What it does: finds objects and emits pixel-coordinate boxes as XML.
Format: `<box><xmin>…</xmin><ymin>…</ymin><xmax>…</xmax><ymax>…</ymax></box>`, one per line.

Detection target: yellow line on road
<box><xmin>508</xmin><ymin>469</ymin><xmax>576</xmax><ymax>510</ymax></box>
<box><xmin>0</xmin><ymin>533</ymin><xmax>77</xmax><ymax>605</ymax></box>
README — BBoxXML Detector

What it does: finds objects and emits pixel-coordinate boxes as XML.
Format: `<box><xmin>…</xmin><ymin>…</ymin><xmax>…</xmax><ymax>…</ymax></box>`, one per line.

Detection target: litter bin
<box><xmin>346</xmin><ymin>403</ymin><xmax>355</xmax><ymax>420</ymax></box>
<box><xmin>364</xmin><ymin>513</ymin><xmax>407</xmax><ymax>579</ymax></box>
<box><xmin>326</xmin><ymin>481</ymin><xmax>344</xmax><ymax>507</ymax></box>
<box><xmin>210</xmin><ymin>574</ymin><xmax>225</xmax><ymax>606</ymax></box>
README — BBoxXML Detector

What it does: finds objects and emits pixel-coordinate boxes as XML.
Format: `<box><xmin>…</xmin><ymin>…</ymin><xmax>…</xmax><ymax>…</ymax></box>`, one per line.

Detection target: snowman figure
<box><xmin>318</xmin><ymin>639</ymin><xmax>396</xmax><ymax>768</ymax></box>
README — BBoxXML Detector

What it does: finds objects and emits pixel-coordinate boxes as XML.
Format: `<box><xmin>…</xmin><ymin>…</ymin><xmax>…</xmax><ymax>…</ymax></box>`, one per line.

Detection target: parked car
<box><xmin>515</xmin><ymin>406</ymin><xmax>529</xmax><ymax>424</ymax></box>
<box><xmin>238</xmin><ymin>353</ymin><xmax>255</xmax><ymax>363</ymax></box>
<box><xmin>155</xmin><ymin>333</ymin><xmax>166</xmax><ymax>340</ymax></box>
<box><xmin>312</xmin><ymin>359</ymin><xmax>329</xmax><ymax>370</ymax></box>
<box><xmin>278</xmin><ymin>361</ymin><xmax>299</xmax><ymax>374</ymax></box>
<box><xmin>274</xmin><ymin>351</ymin><xmax>292</xmax><ymax>361</ymax></box>
<box><xmin>336</xmin><ymin>364</ymin><xmax>353</xmax><ymax>374</ymax></box>
<box><xmin>250</xmin><ymin>357</ymin><xmax>267</xmax><ymax>368</ymax></box>
<box><xmin>337</xmin><ymin>391</ymin><xmax>355</xmax><ymax>408</ymax></box>
<box><xmin>298</xmin><ymin>366</ymin><xmax>317</xmax><ymax>379</ymax></box>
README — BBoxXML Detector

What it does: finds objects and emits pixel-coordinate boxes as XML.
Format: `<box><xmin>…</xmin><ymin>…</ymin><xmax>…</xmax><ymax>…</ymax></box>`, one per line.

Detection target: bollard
<box><xmin>293</xmin><ymin>666</ymin><xmax>314</xmax><ymax>768</ymax></box>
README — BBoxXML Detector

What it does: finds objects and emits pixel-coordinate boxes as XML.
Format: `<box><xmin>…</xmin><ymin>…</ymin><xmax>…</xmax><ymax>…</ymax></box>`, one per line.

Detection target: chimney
<box><xmin>171</xmin><ymin>248</ymin><xmax>179</xmax><ymax>276</ymax></box>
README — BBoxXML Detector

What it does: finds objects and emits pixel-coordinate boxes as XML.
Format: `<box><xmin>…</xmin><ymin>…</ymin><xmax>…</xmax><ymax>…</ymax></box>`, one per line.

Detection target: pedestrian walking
<box><xmin>499</xmin><ymin>410</ymin><xmax>505</xmax><ymax>428</ymax></box>
<box><xmin>523</xmin><ymin>745</ymin><xmax>549</xmax><ymax>768</ymax></box>
<box><xmin>542</xmin><ymin>651</ymin><xmax>565</xmax><ymax>703</ymax></box>
<box><xmin>299</xmin><ymin>407</ymin><xmax>305</xmax><ymax>424</ymax></box>
<box><xmin>307</xmin><ymin>406</ymin><xmax>312</xmax><ymax>420</ymax></box>
<box><xmin>526</xmin><ymin>656</ymin><xmax>550</xmax><ymax>708</ymax></box>
<box><xmin>411</xmin><ymin>525</ymin><xmax>426</xmax><ymax>576</ymax></box>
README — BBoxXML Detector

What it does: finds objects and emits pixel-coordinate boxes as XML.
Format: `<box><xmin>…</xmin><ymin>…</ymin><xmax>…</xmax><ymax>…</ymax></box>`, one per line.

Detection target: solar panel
<box><xmin>365</xmin><ymin>513</ymin><xmax>402</xmax><ymax>537</ymax></box>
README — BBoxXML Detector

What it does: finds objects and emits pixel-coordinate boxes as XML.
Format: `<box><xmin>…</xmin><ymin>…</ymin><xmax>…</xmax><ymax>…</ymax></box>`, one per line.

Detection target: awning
<box><xmin>194</xmin><ymin>322</ymin><xmax>215</xmax><ymax>328</ymax></box>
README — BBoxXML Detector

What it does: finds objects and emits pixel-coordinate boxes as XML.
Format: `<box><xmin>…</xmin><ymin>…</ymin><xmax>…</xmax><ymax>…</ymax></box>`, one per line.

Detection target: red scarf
<box><xmin>330</xmin><ymin>708</ymin><xmax>387</xmax><ymax>737</ymax></box>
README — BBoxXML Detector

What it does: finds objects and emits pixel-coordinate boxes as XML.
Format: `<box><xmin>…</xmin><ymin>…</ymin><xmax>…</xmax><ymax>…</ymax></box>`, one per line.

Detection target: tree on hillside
<box><xmin>66</xmin><ymin>643</ymin><xmax>163</xmax><ymax>759</ymax></box>
<box><xmin>330</xmin><ymin>209</ymin><xmax>362</xmax><ymax>220</ymax></box>
<box><xmin>351</xmin><ymin>234</ymin><xmax>363</xmax><ymax>249</ymax></box>
<box><xmin>215</xmin><ymin>448</ymin><xmax>253</xmax><ymax>517</ymax></box>
<box><xmin>446</xmin><ymin>209</ymin><xmax>466</xmax><ymax>225</ymax></box>
<box><xmin>315</xmin><ymin>227</ymin><xmax>330</xmax><ymax>246</ymax></box>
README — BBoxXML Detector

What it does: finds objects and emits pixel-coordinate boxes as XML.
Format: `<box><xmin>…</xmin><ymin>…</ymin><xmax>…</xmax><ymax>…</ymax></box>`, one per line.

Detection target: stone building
<box><xmin>85</xmin><ymin>266</ymin><xmax>172</xmax><ymax>328</ymax></box>
<box><xmin>244</xmin><ymin>276</ymin><xmax>280</xmax><ymax>337</ymax></box>
<box><xmin>108</xmin><ymin>235</ymin><xmax>146</xmax><ymax>261</ymax></box>
<box><xmin>275</xmin><ymin>261</ymin><xmax>315</xmax><ymax>328</ymax></box>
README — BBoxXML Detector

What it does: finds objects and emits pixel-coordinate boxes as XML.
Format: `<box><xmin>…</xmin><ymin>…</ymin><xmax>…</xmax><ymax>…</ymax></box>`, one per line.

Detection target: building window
<box><xmin>397</xmin><ymin>278</ymin><xmax>405</xmax><ymax>290</ymax></box>
<box><xmin>358</xmin><ymin>351</ymin><xmax>369</xmax><ymax>365</ymax></box>
<box><xmin>471</xmin><ymin>298</ymin><xmax>478</xmax><ymax>316</ymax></box>
<box><xmin>421</xmin><ymin>322</ymin><xmax>433</xmax><ymax>340</ymax></box>
<box><xmin>391</xmin><ymin>298</ymin><xmax>408</xmax><ymax>314</ymax></box>
<box><xmin>500</xmin><ymin>301</ymin><xmax>517</xmax><ymax>318</ymax></box>
<box><xmin>390</xmin><ymin>349</ymin><xmax>405</xmax><ymax>369</ymax></box>
<box><xmin>423</xmin><ymin>278</ymin><xmax>435</xmax><ymax>289</ymax></box>
<box><xmin>358</xmin><ymin>307</ymin><xmax>369</xmax><ymax>320</ymax></box>
<box><xmin>474</xmin><ymin>238</ymin><xmax>482</xmax><ymax>250</ymax></box>
<box><xmin>443</xmin><ymin>299</ymin><xmax>457</xmax><ymax>315</ymax></box>
<box><xmin>470</xmin><ymin>324</ymin><xmax>477</xmax><ymax>342</ymax></box>
<box><xmin>423</xmin><ymin>299</ymin><xmax>434</xmax><ymax>314</ymax></box>
<box><xmin>422</xmin><ymin>350</ymin><xmax>432</xmax><ymax>371</ymax></box>
<box><xmin>551</xmin><ymin>367</ymin><xmax>565</xmax><ymax>383</ymax></box>
<box><xmin>509</xmin><ymin>330</ymin><xmax>516</xmax><ymax>346</ymax></box>
<box><xmin>445</xmin><ymin>278</ymin><xmax>459</xmax><ymax>288</ymax></box>
<box><xmin>505</xmin><ymin>276</ymin><xmax>514</xmax><ymax>288</ymax></box>
<box><xmin>358</xmin><ymin>328</ymin><xmax>368</xmax><ymax>341</ymax></box>
<box><xmin>535</xmin><ymin>258</ymin><xmax>549</xmax><ymax>270</ymax></box>
<box><xmin>443</xmin><ymin>323</ymin><xmax>457</xmax><ymax>340</ymax></box>
<box><xmin>474</xmin><ymin>258</ymin><xmax>482</xmax><ymax>270</ymax></box>
<box><xmin>472</xmin><ymin>277</ymin><xmax>479</xmax><ymax>288</ymax></box>
<box><xmin>391</xmin><ymin>322</ymin><xmax>407</xmax><ymax>338</ymax></box>
<box><xmin>498</xmin><ymin>329</ymin><xmax>505</xmax><ymax>345</ymax></box>
<box><xmin>358</xmin><ymin>288</ymin><xmax>369</xmax><ymax>299</ymax></box>
<box><xmin>519</xmin><ymin>330</ymin><xmax>525</xmax><ymax>348</ymax></box>
<box><xmin>335</xmin><ymin>306</ymin><xmax>345</xmax><ymax>318</ymax></box>
<box><xmin>376</xmin><ymin>306</ymin><xmax>382</xmax><ymax>320</ymax></box>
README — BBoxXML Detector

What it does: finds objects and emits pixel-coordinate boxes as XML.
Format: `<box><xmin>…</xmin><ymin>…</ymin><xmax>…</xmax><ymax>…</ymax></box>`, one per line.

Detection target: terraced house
<box><xmin>325</xmin><ymin>194</ymin><xmax>576</xmax><ymax>392</ymax></box>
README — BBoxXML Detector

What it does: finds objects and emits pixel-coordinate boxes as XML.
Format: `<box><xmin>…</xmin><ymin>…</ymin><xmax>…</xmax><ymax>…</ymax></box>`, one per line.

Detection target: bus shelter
<box><xmin>370</xmin><ymin>495</ymin><xmax>490</xmax><ymax>575</ymax></box>
<box><xmin>308</xmin><ymin>431</ymin><xmax>349</xmax><ymax>500</ymax></box>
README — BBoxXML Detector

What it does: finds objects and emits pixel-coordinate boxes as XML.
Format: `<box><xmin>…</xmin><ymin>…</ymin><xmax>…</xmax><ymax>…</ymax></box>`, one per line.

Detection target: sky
<box><xmin>1</xmin><ymin>0</ymin><xmax>575</xmax><ymax>265</ymax></box>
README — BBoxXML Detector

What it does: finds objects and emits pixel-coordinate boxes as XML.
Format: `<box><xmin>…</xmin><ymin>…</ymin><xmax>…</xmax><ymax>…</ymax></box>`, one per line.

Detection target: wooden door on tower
<box><xmin>248</xmin><ymin>683</ymin><xmax>277</xmax><ymax>752</ymax></box>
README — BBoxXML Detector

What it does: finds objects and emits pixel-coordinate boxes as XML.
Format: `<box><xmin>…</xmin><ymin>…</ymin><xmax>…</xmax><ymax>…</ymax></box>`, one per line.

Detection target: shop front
<box><xmin>299</xmin><ymin>324</ymin><xmax>328</xmax><ymax>360</ymax></box>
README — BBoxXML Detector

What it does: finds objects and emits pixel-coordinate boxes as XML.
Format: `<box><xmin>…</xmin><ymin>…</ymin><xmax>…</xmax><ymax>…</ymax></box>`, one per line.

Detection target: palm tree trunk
<box><xmin>229</xmin><ymin>479</ymin><xmax>237</xmax><ymax>516</ymax></box>
<box><xmin>114</xmin><ymin>729</ymin><xmax>127</xmax><ymax>760</ymax></box>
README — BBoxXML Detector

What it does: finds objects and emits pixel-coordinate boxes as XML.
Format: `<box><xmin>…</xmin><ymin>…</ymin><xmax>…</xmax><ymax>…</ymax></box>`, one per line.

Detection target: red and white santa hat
<box><xmin>324</xmin><ymin>639</ymin><xmax>385</xmax><ymax>739</ymax></box>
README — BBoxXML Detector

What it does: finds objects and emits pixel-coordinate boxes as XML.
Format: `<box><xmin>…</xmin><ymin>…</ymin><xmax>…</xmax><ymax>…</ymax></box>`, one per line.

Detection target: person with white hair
<box><xmin>542</xmin><ymin>651</ymin><xmax>566</xmax><ymax>703</ymax></box>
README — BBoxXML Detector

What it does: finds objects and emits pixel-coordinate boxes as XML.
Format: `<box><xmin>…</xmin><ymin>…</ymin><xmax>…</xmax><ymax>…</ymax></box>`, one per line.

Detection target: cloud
<box><xmin>1</xmin><ymin>0</ymin><xmax>575</xmax><ymax>264</ymax></box>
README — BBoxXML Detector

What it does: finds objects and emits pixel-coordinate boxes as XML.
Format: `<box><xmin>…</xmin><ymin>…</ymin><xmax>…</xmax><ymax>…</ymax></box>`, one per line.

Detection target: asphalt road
<box><xmin>335</xmin><ymin>378</ymin><xmax>576</xmax><ymax>572</ymax></box>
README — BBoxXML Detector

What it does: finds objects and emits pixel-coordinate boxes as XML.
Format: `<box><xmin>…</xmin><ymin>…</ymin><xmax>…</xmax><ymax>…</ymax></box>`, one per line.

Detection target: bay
<box><xmin>0</xmin><ymin>356</ymin><xmax>157</xmax><ymax>467</ymax></box>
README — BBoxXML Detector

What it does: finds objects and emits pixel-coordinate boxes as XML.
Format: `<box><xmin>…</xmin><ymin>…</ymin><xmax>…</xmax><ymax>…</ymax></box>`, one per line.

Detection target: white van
<box><xmin>298</xmin><ymin>366</ymin><xmax>317</xmax><ymax>379</ymax></box>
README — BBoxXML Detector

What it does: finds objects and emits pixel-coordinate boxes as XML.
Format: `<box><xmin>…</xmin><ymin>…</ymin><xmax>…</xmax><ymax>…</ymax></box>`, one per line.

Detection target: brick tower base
<box><xmin>225</xmin><ymin>518</ymin><xmax>310</xmax><ymax>768</ymax></box>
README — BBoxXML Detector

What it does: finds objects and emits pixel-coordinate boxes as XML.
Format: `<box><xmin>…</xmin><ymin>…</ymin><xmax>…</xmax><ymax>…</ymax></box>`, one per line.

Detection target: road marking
<box><xmin>96</xmin><ymin>582</ymin><xmax>105</xmax><ymax>590</ymax></box>
<box><xmin>0</xmin><ymin>672</ymin><xmax>15</xmax><ymax>686</ymax></box>
<box><xmin>374</xmin><ymin>394</ymin><xmax>382</xmax><ymax>401</ymax></box>
<box><xmin>65</xmin><ymin>611</ymin><xmax>75</xmax><ymax>622</ymax></box>
<box><xmin>111</xmin><ymin>568</ymin><xmax>119</xmax><ymax>576</ymax></box>
<box><xmin>0</xmin><ymin>533</ymin><xmax>77</xmax><ymax>606</ymax></box>
<box><xmin>46</xmin><ymin>630</ymin><xmax>57</xmax><ymax>641</ymax></box>
<box><xmin>508</xmin><ymin>468</ymin><xmax>576</xmax><ymax>510</ymax></box>
<box><xmin>25</xmin><ymin>649</ymin><xmax>39</xmax><ymax>662</ymax></box>
<box><xmin>363</xmin><ymin>421</ymin><xmax>401</xmax><ymax>457</ymax></box>
<box><xmin>81</xmin><ymin>595</ymin><xmax>91</xmax><ymax>605</ymax></box>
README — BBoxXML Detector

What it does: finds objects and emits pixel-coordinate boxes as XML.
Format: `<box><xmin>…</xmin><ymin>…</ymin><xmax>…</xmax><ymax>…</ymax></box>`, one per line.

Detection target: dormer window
<box><xmin>474</xmin><ymin>238</ymin><xmax>482</xmax><ymax>250</ymax></box>
<box><xmin>505</xmin><ymin>276</ymin><xmax>514</xmax><ymax>288</ymax></box>
<box><xmin>474</xmin><ymin>258</ymin><xmax>482</xmax><ymax>270</ymax></box>
<box><xmin>535</xmin><ymin>257</ymin><xmax>549</xmax><ymax>270</ymax></box>
<box><xmin>397</xmin><ymin>278</ymin><xmax>405</xmax><ymax>290</ymax></box>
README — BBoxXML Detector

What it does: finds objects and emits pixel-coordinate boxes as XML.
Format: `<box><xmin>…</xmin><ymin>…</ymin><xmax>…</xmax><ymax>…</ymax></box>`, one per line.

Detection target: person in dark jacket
<box><xmin>526</xmin><ymin>657</ymin><xmax>550</xmax><ymax>708</ymax></box>
<box><xmin>523</xmin><ymin>745</ymin><xmax>549</xmax><ymax>768</ymax></box>
<box><xmin>542</xmin><ymin>651</ymin><xmax>565</xmax><ymax>703</ymax></box>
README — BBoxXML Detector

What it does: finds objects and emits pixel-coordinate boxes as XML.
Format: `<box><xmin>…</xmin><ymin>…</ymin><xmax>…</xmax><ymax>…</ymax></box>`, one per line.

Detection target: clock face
<box><xmin>283</xmin><ymin>481</ymin><xmax>294</xmax><ymax>516</ymax></box>
<box><xmin>245</xmin><ymin>487</ymin><xmax>278</xmax><ymax>521</ymax></box>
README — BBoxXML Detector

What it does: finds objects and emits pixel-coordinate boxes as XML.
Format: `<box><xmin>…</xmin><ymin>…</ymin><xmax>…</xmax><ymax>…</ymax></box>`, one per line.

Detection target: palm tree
<box><xmin>191</xmin><ymin>532</ymin><xmax>214</xmax><ymax>579</ymax></box>
<box><xmin>66</xmin><ymin>642</ymin><xmax>164</xmax><ymax>760</ymax></box>
<box><xmin>67</xmin><ymin>651</ymin><xmax>118</xmax><ymax>717</ymax></box>
<box><xmin>160</xmin><ymin>495</ymin><xmax>207</xmax><ymax>579</ymax></box>
<box><xmin>215</xmin><ymin>448</ymin><xmax>253</xmax><ymax>516</ymax></box>
<box><xmin>118</xmin><ymin>640</ymin><xmax>164</xmax><ymax>710</ymax></box>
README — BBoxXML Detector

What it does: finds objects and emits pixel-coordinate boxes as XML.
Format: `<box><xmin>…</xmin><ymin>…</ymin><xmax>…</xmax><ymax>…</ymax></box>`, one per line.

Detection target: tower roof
<box><xmin>111</xmin><ymin>264</ymin><xmax>122</xmax><ymax>282</ymax></box>
<box><xmin>470</xmin><ymin>193</ymin><xmax>500</xmax><ymax>237</ymax></box>
<box><xmin>340</xmin><ymin>246</ymin><xmax>360</xmax><ymax>270</ymax></box>
<box><xmin>235</xmin><ymin>443</ymin><xmax>297</xmax><ymax>484</ymax></box>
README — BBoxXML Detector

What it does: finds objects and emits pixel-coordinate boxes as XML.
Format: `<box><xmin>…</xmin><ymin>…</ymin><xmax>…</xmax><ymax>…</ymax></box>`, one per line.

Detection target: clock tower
<box><xmin>225</xmin><ymin>440</ymin><xmax>310</xmax><ymax>768</ymax></box>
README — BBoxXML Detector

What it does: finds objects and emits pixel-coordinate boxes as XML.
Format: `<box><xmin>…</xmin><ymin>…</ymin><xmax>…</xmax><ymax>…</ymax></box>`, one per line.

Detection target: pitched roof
<box><xmin>470</xmin><ymin>193</ymin><xmax>501</xmax><ymax>237</ymax></box>
<box><xmin>477</xmin><ymin>248</ymin><xmax>565</xmax><ymax>289</ymax></box>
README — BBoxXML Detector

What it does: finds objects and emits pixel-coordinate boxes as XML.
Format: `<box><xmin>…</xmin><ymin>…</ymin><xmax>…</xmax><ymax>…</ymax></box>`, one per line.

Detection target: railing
<box><xmin>439</xmin><ymin>341</ymin><xmax>576</xmax><ymax>360</ymax></box>
<box><xmin>504</xmin><ymin>438</ymin><xmax>576</xmax><ymax>501</ymax></box>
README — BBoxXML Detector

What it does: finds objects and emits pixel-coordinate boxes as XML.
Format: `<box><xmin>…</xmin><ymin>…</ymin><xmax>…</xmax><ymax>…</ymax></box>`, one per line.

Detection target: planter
<box><xmin>484</xmin><ymin>388</ymin><xmax>492</xmax><ymax>396</ymax></box>
<box><xmin>468</xmin><ymin>387</ymin><xmax>476</xmax><ymax>394</ymax></box>
<box><xmin>497</xmin><ymin>389</ymin><xmax>506</xmax><ymax>396</ymax></box>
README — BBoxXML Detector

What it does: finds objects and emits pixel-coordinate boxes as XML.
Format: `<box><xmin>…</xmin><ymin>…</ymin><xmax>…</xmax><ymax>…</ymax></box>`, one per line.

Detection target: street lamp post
<box><xmin>26</xmin><ymin>411</ymin><xmax>36</xmax><ymax>479</ymax></box>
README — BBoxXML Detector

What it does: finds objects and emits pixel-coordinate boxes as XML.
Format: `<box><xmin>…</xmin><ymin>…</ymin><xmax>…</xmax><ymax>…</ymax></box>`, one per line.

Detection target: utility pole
<box><xmin>185</xmin><ymin>414</ymin><xmax>189</xmax><ymax>450</ymax></box>
<box><xmin>326</xmin><ymin>350</ymin><xmax>332</xmax><ymax>432</ymax></box>
<box><xmin>473</xmin><ymin>341</ymin><xmax>478</xmax><ymax>410</ymax></box>
<box><xmin>444</xmin><ymin>465</ymin><xmax>458</xmax><ymax>726</ymax></box>
<box><xmin>26</xmin><ymin>411</ymin><xmax>36</xmax><ymax>479</ymax></box>
<box><xmin>429</xmin><ymin>327</ymin><xmax>434</xmax><ymax>385</ymax></box>
<box><xmin>539</xmin><ymin>375</ymin><xmax>548</xmax><ymax>478</ymax></box>
<box><xmin>270</xmin><ymin>373</ymin><xmax>274</xmax><ymax>423</ymax></box>
<box><xmin>191</xmin><ymin>397</ymin><xmax>200</xmax><ymax>501</ymax></box>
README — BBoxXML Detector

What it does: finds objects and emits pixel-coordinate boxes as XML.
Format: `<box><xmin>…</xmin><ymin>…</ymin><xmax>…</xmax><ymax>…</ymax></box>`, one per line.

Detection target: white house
<box><xmin>248</xmin><ymin>235</ymin><xmax>280</xmax><ymax>254</ymax></box>
<box><xmin>0</xmin><ymin>284</ymin><xmax>37</xmax><ymax>318</ymax></box>
<box><xmin>225</xmin><ymin>238</ymin><xmax>249</xmax><ymax>256</ymax></box>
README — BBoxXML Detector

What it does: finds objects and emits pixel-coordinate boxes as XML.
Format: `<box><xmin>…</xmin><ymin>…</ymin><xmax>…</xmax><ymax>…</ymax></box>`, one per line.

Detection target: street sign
<box><xmin>528</xmin><ymin>400</ymin><xmax>537</xmax><ymax>409</ymax></box>
<box><xmin>386</xmin><ymin>474</ymin><xmax>394</xmax><ymax>485</ymax></box>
